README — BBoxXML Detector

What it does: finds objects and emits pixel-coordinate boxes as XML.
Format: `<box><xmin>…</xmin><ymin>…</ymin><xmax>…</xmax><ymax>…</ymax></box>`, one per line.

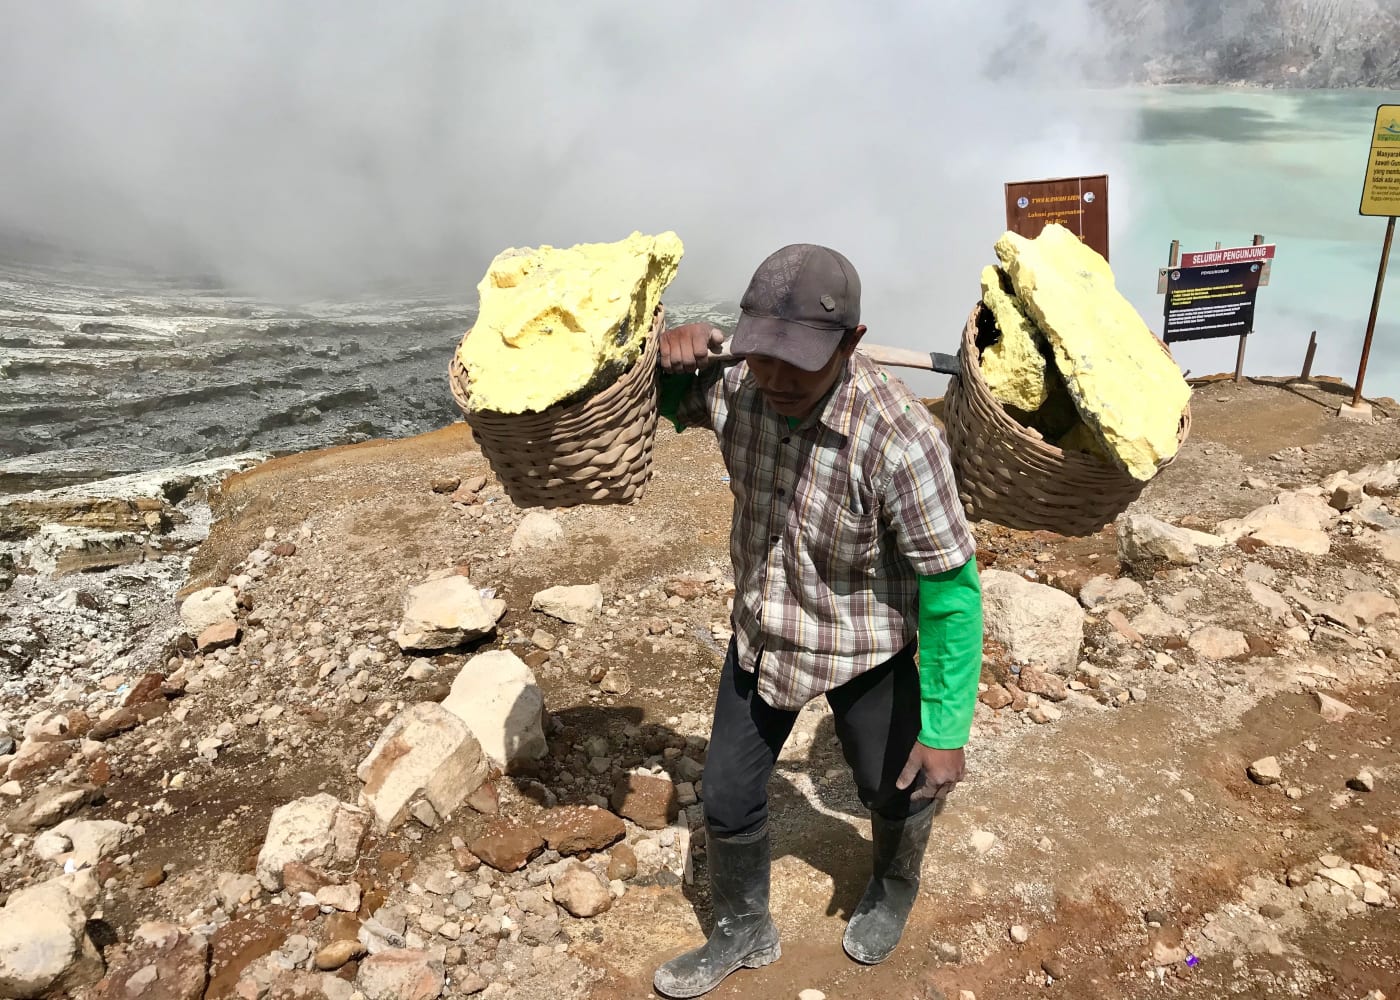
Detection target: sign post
<box><xmin>1005</xmin><ymin>175</ymin><xmax>1110</xmax><ymax>261</ymax></box>
<box><xmin>1160</xmin><ymin>238</ymin><xmax>1273</xmax><ymax>381</ymax></box>
<box><xmin>1351</xmin><ymin>104</ymin><xmax>1400</xmax><ymax>416</ymax></box>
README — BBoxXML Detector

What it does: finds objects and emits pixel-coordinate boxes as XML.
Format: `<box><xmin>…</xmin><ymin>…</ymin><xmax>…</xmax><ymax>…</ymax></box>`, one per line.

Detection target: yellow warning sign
<box><xmin>1360</xmin><ymin>104</ymin><xmax>1400</xmax><ymax>217</ymax></box>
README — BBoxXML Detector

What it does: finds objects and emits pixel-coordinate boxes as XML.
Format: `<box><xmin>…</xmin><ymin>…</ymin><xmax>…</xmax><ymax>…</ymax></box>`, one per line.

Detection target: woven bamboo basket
<box><xmin>448</xmin><ymin>306</ymin><xmax>664</xmax><ymax>509</ymax></box>
<box><xmin>942</xmin><ymin>302</ymin><xmax>1192</xmax><ymax>536</ymax></box>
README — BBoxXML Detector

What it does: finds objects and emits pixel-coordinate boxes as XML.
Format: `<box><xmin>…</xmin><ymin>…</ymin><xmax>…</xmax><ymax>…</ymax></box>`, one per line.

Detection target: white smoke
<box><xmin>0</xmin><ymin>2</ymin><xmax>1122</xmax><ymax>318</ymax></box>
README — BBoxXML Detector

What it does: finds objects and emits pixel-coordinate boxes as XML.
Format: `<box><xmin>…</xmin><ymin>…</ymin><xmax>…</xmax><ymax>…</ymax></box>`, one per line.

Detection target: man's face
<box><xmin>746</xmin><ymin>325</ymin><xmax>867</xmax><ymax>419</ymax></box>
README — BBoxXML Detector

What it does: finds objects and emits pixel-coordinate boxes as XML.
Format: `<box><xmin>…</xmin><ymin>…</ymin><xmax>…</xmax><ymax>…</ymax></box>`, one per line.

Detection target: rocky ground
<box><xmin>1</xmin><ymin>373</ymin><xmax>1399</xmax><ymax>1000</ymax></box>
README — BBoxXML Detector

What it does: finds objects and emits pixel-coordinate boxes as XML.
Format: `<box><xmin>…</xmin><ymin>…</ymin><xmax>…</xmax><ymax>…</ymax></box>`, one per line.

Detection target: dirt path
<box><xmin>4</xmin><ymin>375</ymin><xmax>1396</xmax><ymax>999</ymax></box>
<box><xmin>184</xmin><ymin>375</ymin><xmax>1400</xmax><ymax>998</ymax></box>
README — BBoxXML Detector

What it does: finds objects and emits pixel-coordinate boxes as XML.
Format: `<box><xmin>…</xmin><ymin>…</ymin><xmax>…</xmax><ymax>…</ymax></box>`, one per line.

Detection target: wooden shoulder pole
<box><xmin>1234</xmin><ymin>234</ymin><xmax>1264</xmax><ymax>383</ymax></box>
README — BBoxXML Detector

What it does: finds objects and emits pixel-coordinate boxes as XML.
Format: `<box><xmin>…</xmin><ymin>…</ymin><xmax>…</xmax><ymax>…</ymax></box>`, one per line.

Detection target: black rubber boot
<box><xmin>653</xmin><ymin>824</ymin><xmax>782</xmax><ymax>998</ymax></box>
<box><xmin>842</xmin><ymin>803</ymin><xmax>936</xmax><ymax>964</ymax></box>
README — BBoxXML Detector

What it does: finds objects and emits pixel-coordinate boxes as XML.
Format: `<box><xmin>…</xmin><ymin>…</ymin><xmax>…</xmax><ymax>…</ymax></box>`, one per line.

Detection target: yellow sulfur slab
<box><xmin>1057</xmin><ymin>421</ymin><xmax>1113</xmax><ymax>462</ymax></box>
<box><xmin>457</xmin><ymin>231</ymin><xmax>683</xmax><ymax>415</ymax></box>
<box><xmin>995</xmin><ymin>225</ymin><xmax>1190</xmax><ymax>481</ymax></box>
<box><xmin>979</xmin><ymin>265</ymin><xmax>1052</xmax><ymax>412</ymax></box>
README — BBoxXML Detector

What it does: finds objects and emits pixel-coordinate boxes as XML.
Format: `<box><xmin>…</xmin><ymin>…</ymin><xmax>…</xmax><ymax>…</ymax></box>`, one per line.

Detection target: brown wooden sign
<box><xmin>1004</xmin><ymin>175</ymin><xmax>1110</xmax><ymax>261</ymax></box>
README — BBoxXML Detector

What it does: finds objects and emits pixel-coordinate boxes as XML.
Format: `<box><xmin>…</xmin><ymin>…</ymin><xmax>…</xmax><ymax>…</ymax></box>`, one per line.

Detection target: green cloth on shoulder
<box><xmin>657</xmin><ymin>371</ymin><xmax>698</xmax><ymax>433</ymax></box>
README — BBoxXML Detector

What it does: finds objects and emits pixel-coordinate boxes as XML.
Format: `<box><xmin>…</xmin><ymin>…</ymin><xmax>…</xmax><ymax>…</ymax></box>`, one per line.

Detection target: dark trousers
<box><xmin>702</xmin><ymin>639</ymin><xmax>927</xmax><ymax>840</ymax></box>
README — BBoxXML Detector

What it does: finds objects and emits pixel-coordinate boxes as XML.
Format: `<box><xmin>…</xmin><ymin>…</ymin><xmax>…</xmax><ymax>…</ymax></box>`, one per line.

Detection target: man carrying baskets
<box><xmin>651</xmin><ymin>243</ymin><xmax>985</xmax><ymax>998</ymax></box>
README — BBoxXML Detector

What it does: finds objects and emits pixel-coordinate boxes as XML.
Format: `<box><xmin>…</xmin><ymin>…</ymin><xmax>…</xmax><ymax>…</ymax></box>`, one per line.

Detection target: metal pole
<box><xmin>1162</xmin><ymin>240</ymin><xmax>1180</xmax><ymax>343</ymax></box>
<box><xmin>1353</xmin><ymin>215</ymin><xmax>1396</xmax><ymax>407</ymax></box>
<box><xmin>1301</xmin><ymin>331</ymin><xmax>1317</xmax><ymax>381</ymax></box>
<box><xmin>1234</xmin><ymin>234</ymin><xmax>1265</xmax><ymax>383</ymax></box>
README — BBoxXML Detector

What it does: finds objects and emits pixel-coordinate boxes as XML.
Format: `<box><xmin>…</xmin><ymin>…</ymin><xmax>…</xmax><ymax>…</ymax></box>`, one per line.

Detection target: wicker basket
<box><xmin>448</xmin><ymin>307</ymin><xmax>664</xmax><ymax>509</ymax></box>
<box><xmin>942</xmin><ymin>303</ymin><xmax>1192</xmax><ymax>536</ymax></box>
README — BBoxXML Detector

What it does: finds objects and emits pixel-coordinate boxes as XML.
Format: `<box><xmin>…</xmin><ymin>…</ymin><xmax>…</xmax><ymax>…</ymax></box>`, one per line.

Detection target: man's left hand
<box><xmin>896</xmin><ymin>743</ymin><xmax>965</xmax><ymax>807</ymax></box>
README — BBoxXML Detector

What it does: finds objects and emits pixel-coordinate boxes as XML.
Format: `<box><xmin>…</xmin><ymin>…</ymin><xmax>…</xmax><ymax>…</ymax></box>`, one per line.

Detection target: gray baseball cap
<box><xmin>729</xmin><ymin>244</ymin><xmax>861</xmax><ymax>372</ymax></box>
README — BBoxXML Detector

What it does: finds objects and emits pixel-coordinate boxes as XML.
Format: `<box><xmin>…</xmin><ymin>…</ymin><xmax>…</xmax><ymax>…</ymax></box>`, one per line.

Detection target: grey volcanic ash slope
<box><xmin>1094</xmin><ymin>0</ymin><xmax>1400</xmax><ymax>87</ymax></box>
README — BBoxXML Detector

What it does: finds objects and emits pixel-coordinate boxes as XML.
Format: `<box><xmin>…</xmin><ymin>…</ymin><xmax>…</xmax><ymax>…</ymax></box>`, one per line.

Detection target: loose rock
<box><xmin>608</xmin><ymin>844</ymin><xmax>639</xmax><ymax>881</ymax></box>
<box><xmin>510</xmin><ymin>512</ymin><xmax>564</xmax><ymax>553</ymax></box>
<box><xmin>315</xmin><ymin>939</ymin><xmax>366</xmax><ymax>971</ymax></box>
<box><xmin>550</xmin><ymin>861</ymin><xmax>612</xmax><ymax>918</ymax></box>
<box><xmin>396</xmin><ymin>577</ymin><xmax>506</xmax><ymax>653</ymax></box>
<box><xmin>356</xmin><ymin>949</ymin><xmax>445</xmax><ymax>1000</ymax></box>
<box><xmin>6</xmin><ymin>783</ymin><xmax>95</xmax><ymax>834</ymax></box>
<box><xmin>196</xmin><ymin>619</ymin><xmax>241</xmax><ymax>652</ymax></box>
<box><xmin>611</xmin><ymin>771</ymin><xmax>680</xmax><ymax>830</ymax></box>
<box><xmin>1247</xmin><ymin>756</ymin><xmax>1282</xmax><ymax>786</ymax></box>
<box><xmin>541</xmin><ymin>805</ymin><xmax>626</xmax><ymax>855</ymax></box>
<box><xmin>0</xmin><ymin>873</ymin><xmax>102</xmax><ymax>998</ymax></box>
<box><xmin>531</xmin><ymin>584</ymin><xmax>605</xmax><ymax>625</ymax></box>
<box><xmin>1348</xmin><ymin>770</ymin><xmax>1376</xmax><ymax>793</ymax></box>
<box><xmin>255</xmin><ymin>793</ymin><xmax>370</xmax><ymax>891</ymax></box>
<box><xmin>357</xmin><ymin>703</ymin><xmax>489</xmax><ymax>831</ymax></box>
<box><xmin>1117</xmin><ymin>514</ymin><xmax>1200</xmax><ymax>567</ymax></box>
<box><xmin>1315</xmin><ymin>692</ymin><xmax>1355</xmax><ymax>723</ymax></box>
<box><xmin>1189</xmin><ymin>626</ymin><xmax>1248</xmax><ymax>661</ymax></box>
<box><xmin>1078</xmin><ymin>575</ymin><xmax>1145</xmax><ymax>609</ymax></box>
<box><xmin>980</xmin><ymin>571</ymin><xmax>1085</xmax><ymax>673</ymax></box>
<box><xmin>469</xmin><ymin>821</ymin><xmax>546</xmax><ymax>872</ymax></box>
<box><xmin>440</xmin><ymin>651</ymin><xmax>547</xmax><ymax>768</ymax></box>
<box><xmin>178</xmin><ymin>586</ymin><xmax>238</xmax><ymax>635</ymax></box>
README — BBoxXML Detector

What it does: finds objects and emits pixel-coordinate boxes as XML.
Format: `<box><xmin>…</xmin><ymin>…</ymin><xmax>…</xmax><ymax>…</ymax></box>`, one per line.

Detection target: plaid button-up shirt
<box><xmin>673</xmin><ymin>353</ymin><xmax>975</xmax><ymax>710</ymax></box>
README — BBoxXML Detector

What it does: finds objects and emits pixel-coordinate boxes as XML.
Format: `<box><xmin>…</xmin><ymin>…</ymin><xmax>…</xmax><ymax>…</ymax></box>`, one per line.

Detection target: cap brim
<box><xmin>730</xmin><ymin>314</ymin><xmax>844</xmax><ymax>373</ymax></box>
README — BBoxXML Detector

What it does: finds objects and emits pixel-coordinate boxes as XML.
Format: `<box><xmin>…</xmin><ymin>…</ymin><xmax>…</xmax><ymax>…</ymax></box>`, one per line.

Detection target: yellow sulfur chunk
<box><xmin>979</xmin><ymin>265</ymin><xmax>1080</xmax><ymax>440</ymax></box>
<box><xmin>994</xmin><ymin>225</ymin><xmax>1190</xmax><ymax>481</ymax></box>
<box><xmin>1057</xmin><ymin>421</ymin><xmax>1113</xmax><ymax>462</ymax></box>
<box><xmin>457</xmin><ymin>231</ymin><xmax>683</xmax><ymax>415</ymax></box>
<box><xmin>979</xmin><ymin>265</ymin><xmax>1052</xmax><ymax>412</ymax></box>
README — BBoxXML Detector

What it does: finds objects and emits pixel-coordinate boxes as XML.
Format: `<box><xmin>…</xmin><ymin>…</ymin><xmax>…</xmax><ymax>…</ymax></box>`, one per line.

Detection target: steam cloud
<box><xmin>0</xmin><ymin>2</ymin><xmax>1128</xmax><ymax>335</ymax></box>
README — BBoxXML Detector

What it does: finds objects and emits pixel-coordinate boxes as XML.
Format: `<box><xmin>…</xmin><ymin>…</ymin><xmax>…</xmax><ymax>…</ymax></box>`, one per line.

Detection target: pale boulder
<box><xmin>1131</xmin><ymin>604</ymin><xmax>1189</xmax><ymax>639</ymax></box>
<box><xmin>356</xmin><ymin>948</ymin><xmax>445</xmax><ymax>1000</ymax></box>
<box><xmin>0</xmin><ymin>873</ymin><xmax>102</xmax><ymax>998</ymax></box>
<box><xmin>1078</xmin><ymin>574</ymin><xmax>1145</xmax><ymax>609</ymax></box>
<box><xmin>1247</xmin><ymin>756</ymin><xmax>1282</xmax><ymax>785</ymax></box>
<box><xmin>316</xmin><ymin>883</ymin><xmax>362</xmax><ymax>913</ymax></box>
<box><xmin>1329</xmin><ymin>480</ymin><xmax>1365</xmax><ymax>511</ymax></box>
<box><xmin>255</xmin><ymin>793</ymin><xmax>370</xmax><ymax>891</ymax></box>
<box><xmin>1340</xmin><ymin>590</ymin><xmax>1399</xmax><ymax>626</ymax></box>
<box><xmin>1246</xmin><ymin>581</ymin><xmax>1293</xmax><ymax>622</ymax></box>
<box><xmin>357</xmin><ymin>703</ymin><xmax>488</xmax><ymax>831</ymax></box>
<box><xmin>33</xmin><ymin>818</ymin><xmax>131</xmax><ymax>869</ymax></box>
<box><xmin>178</xmin><ymin>586</ymin><xmax>237</xmax><ymax>635</ymax></box>
<box><xmin>980</xmin><ymin>570</ymin><xmax>1085</xmax><ymax>673</ymax></box>
<box><xmin>1315</xmin><ymin>693</ymin><xmax>1354</xmax><ymax>723</ymax></box>
<box><xmin>550</xmin><ymin>861</ymin><xmax>613</xmax><ymax>918</ymax></box>
<box><xmin>1249</xmin><ymin>523</ymin><xmax>1332</xmax><ymax>556</ymax></box>
<box><xmin>1117</xmin><ymin>514</ymin><xmax>1199</xmax><ymax>567</ymax></box>
<box><xmin>510</xmin><ymin>512</ymin><xmax>564</xmax><ymax>554</ymax></box>
<box><xmin>1217</xmin><ymin>492</ymin><xmax>1334</xmax><ymax>555</ymax></box>
<box><xmin>440</xmin><ymin>650</ymin><xmax>547</xmax><ymax>769</ymax></box>
<box><xmin>1189</xmin><ymin>627</ymin><xmax>1249</xmax><ymax>660</ymax></box>
<box><xmin>532</xmin><ymin>584</ymin><xmax>604</xmax><ymax>625</ymax></box>
<box><xmin>396</xmin><ymin>577</ymin><xmax>506</xmax><ymax>653</ymax></box>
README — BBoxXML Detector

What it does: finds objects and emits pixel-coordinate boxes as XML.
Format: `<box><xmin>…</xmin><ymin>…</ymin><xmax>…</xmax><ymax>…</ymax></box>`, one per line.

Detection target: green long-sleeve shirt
<box><xmin>659</xmin><ymin>370</ymin><xmax>983</xmax><ymax>748</ymax></box>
